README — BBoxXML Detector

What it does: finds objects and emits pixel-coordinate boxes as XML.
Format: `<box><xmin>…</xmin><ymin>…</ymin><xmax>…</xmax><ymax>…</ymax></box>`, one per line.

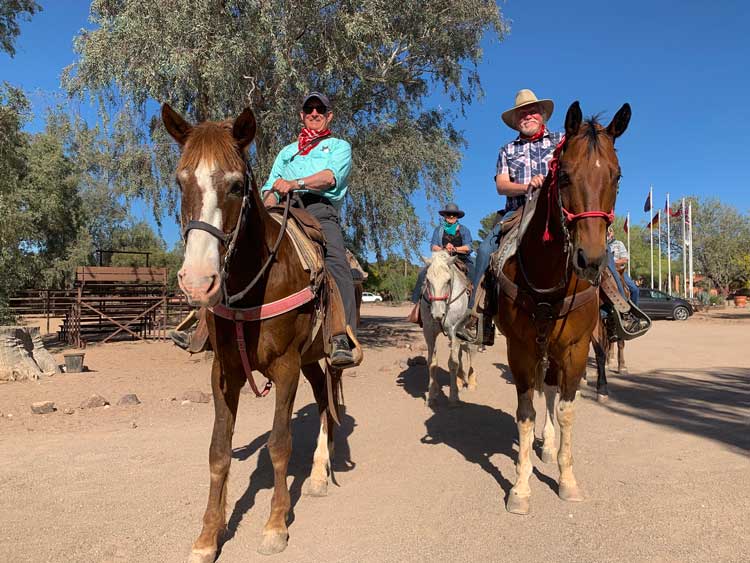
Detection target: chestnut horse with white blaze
<box><xmin>493</xmin><ymin>101</ymin><xmax>631</xmax><ymax>515</ymax></box>
<box><xmin>162</xmin><ymin>105</ymin><xmax>344</xmax><ymax>560</ymax></box>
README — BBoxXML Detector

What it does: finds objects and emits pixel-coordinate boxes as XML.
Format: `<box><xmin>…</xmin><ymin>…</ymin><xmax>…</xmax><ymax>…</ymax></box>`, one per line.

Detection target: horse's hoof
<box><xmin>187</xmin><ymin>547</ymin><xmax>216</xmax><ymax>563</ymax></box>
<box><xmin>541</xmin><ymin>448</ymin><xmax>557</xmax><ymax>464</ymax></box>
<box><xmin>558</xmin><ymin>482</ymin><xmax>584</xmax><ymax>502</ymax></box>
<box><xmin>257</xmin><ymin>531</ymin><xmax>289</xmax><ymax>556</ymax></box>
<box><xmin>596</xmin><ymin>392</ymin><xmax>609</xmax><ymax>403</ymax></box>
<box><xmin>306</xmin><ymin>478</ymin><xmax>328</xmax><ymax>497</ymax></box>
<box><xmin>619</xmin><ymin>367</ymin><xmax>629</xmax><ymax>376</ymax></box>
<box><xmin>506</xmin><ymin>491</ymin><xmax>530</xmax><ymax>515</ymax></box>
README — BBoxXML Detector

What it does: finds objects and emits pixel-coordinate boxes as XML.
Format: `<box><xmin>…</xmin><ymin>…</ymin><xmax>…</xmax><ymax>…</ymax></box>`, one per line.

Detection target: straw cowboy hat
<box><xmin>501</xmin><ymin>89</ymin><xmax>554</xmax><ymax>130</ymax></box>
<box><xmin>438</xmin><ymin>202</ymin><xmax>465</xmax><ymax>219</ymax></box>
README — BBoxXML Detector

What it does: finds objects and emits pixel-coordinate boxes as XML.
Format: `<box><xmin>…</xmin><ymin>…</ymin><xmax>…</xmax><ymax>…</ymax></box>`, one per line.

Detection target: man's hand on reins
<box><xmin>273</xmin><ymin>178</ymin><xmax>297</xmax><ymax>195</ymax></box>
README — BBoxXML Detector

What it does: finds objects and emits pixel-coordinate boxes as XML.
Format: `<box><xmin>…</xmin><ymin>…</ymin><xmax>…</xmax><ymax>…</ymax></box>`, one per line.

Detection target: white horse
<box><xmin>420</xmin><ymin>250</ymin><xmax>476</xmax><ymax>405</ymax></box>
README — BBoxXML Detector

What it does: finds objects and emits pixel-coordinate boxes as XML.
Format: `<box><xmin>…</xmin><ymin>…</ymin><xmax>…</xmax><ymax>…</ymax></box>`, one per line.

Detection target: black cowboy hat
<box><xmin>301</xmin><ymin>92</ymin><xmax>332</xmax><ymax>110</ymax></box>
<box><xmin>438</xmin><ymin>202</ymin><xmax>465</xmax><ymax>219</ymax></box>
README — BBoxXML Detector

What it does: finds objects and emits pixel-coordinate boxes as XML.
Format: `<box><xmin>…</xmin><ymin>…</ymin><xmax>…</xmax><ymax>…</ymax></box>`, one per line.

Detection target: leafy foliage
<box><xmin>64</xmin><ymin>0</ymin><xmax>506</xmax><ymax>259</ymax></box>
<box><xmin>364</xmin><ymin>254</ymin><xmax>420</xmax><ymax>301</ymax></box>
<box><xmin>0</xmin><ymin>0</ymin><xmax>40</xmax><ymax>57</ymax></box>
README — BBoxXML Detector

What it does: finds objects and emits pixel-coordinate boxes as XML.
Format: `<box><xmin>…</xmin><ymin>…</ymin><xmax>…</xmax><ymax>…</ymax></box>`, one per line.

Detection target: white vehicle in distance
<box><xmin>361</xmin><ymin>292</ymin><xmax>383</xmax><ymax>303</ymax></box>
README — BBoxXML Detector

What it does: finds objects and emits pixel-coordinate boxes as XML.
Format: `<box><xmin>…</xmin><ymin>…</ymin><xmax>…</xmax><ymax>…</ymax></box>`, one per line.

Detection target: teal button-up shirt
<box><xmin>261</xmin><ymin>137</ymin><xmax>352</xmax><ymax>209</ymax></box>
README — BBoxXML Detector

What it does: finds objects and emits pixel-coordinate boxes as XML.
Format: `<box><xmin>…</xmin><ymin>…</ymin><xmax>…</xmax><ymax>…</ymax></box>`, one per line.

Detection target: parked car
<box><xmin>637</xmin><ymin>288</ymin><xmax>694</xmax><ymax>320</ymax></box>
<box><xmin>361</xmin><ymin>291</ymin><xmax>383</xmax><ymax>303</ymax></box>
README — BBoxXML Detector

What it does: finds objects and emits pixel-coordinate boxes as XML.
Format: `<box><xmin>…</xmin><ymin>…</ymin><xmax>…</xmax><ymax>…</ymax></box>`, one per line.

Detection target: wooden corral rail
<box><xmin>59</xmin><ymin>266</ymin><xmax>172</xmax><ymax>347</ymax></box>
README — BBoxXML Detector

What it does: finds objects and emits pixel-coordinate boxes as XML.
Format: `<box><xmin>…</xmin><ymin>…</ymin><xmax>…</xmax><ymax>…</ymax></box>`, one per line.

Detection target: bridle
<box><xmin>421</xmin><ymin>262</ymin><xmax>469</xmax><ymax>330</ymax></box>
<box><xmin>517</xmin><ymin>135</ymin><xmax>616</xmax><ymax>294</ymax></box>
<box><xmin>181</xmin><ymin>164</ymin><xmax>292</xmax><ymax>307</ymax></box>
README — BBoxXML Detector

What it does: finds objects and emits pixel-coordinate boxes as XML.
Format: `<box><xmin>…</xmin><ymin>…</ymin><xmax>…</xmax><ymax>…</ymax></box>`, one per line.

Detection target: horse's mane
<box><xmin>427</xmin><ymin>250</ymin><xmax>453</xmax><ymax>277</ymax></box>
<box><xmin>179</xmin><ymin>121</ymin><xmax>245</xmax><ymax>172</ymax></box>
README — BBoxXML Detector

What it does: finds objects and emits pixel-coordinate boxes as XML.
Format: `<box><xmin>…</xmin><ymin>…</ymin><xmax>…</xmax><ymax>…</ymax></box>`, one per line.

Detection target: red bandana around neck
<box><xmin>521</xmin><ymin>124</ymin><xmax>546</xmax><ymax>142</ymax></box>
<box><xmin>297</xmin><ymin>127</ymin><xmax>332</xmax><ymax>156</ymax></box>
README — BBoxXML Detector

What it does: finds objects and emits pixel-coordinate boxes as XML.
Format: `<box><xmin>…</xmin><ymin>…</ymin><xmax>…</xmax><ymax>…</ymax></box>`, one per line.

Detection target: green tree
<box><xmin>0</xmin><ymin>0</ymin><xmax>41</xmax><ymax>57</ymax></box>
<box><xmin>365</xmin><ymin>253</ymin><xmax>419</xmax><ymax>301</ymax></box>
<box><xmin>64</xmin><ymin>0</ymin><xmax>507</xmax><ymax>260</ymax></box>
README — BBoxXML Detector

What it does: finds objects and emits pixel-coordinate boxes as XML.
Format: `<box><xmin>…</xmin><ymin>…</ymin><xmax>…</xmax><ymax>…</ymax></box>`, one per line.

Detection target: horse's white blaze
<box><xmin>183</xmin><ymin>160</ymin><xmax>222</xmax><ymax>279</ymax></box>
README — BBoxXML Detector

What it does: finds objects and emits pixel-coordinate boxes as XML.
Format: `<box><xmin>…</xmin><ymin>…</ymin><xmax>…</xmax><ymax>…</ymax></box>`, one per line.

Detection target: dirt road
<box><xmin>1</xmin><ymin>305</ymin><xmax>748</xmax><ymax>562</ymax></box>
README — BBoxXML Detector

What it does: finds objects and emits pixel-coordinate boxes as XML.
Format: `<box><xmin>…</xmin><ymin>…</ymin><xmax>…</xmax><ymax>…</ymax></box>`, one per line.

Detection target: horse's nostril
<box><xmin>576</xmin><ymin>248</ymin><xmax>587</xmax><ymax>269</ymax></box>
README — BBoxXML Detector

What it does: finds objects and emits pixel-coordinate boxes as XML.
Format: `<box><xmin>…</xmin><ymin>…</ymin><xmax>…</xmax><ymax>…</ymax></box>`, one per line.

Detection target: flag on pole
<box><xmin>643</xmin><ymin>191</ymin><xmax>652</xmax><ymax>212</ymax></box>
<box><xmin>649</xmin><ymin>210</ymin><xmax>660</xmax><ymax>228</ymax></box>
<box><xmin>623</xmin><ymin>215</ymin><xmax>629</xmax><ymax>234</ymax></box>
<box><xmin>665</xmin><ymin>198</ymin><xmax>682</xmax><ymax>217</ymax></box>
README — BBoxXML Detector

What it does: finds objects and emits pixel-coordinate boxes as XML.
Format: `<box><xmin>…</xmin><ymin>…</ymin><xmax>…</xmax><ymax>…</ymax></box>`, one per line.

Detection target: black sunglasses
<box><xmin>302</xmin><ymin>104</ymin><xmax>328</xmax><ymax>115</ymax></box>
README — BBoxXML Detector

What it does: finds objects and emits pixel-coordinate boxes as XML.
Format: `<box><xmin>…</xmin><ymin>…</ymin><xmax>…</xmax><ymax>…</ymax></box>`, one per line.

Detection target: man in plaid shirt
<box><xmin>459</xmin><ymin>89</ymin><xmax>560</xmax><ymax>344</ymax></box>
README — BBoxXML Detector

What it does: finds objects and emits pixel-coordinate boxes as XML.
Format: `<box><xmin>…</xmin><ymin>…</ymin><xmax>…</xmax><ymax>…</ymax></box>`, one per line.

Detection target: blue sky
<box><xmin>2</xmin><ymin>0</ymin><xmax>749</xmax><ymax>255</ymax></box>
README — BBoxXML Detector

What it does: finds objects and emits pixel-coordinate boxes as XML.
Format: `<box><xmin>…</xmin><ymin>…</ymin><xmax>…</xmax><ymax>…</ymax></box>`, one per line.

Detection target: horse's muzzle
<box><xmin>178</xmin><ymin>270</ymin><xmax>221</xmax><ymax>307</ymax></box>
<box><xmin>573</xmin><ymin>247</ymin><xmax>606</xmax><ymax>285</ymax></box>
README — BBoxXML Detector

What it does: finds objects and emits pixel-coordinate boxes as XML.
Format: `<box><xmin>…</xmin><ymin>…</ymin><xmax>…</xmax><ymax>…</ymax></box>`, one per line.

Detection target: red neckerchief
<box><xmin>297</xmin><ymin>127</ymin><xmax>332</xmax><ymax>156</ymax></box>
<box><xmin>520</xmin><ymin>124</ymin><xmax>546</xmax><ymax>142</ymax></box>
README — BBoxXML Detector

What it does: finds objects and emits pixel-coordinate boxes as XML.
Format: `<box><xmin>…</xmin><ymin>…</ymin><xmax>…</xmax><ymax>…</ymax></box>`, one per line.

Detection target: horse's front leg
<box><xmin>302</xmin><ymin>362</ymin><xmax>334</xmax><ymax>497</ymax></box>
<box><xmin>507</xmin><ymin>382</ymin><xmax>536</xmax><ymax>515</ymax></box>
<box><xmin>424</xmin><ymin>318</ymin><xmax>439</xmax><ymax>406</ymax></box>
<box><xmin>540</xmin><ymin>380</ymin><xmax>558</xmax><ymax>464</ymax></box>
<box><xmin>556</xmin><ymin>343</ymin><xmax>587</xmax><ymax>503</ymax></box>
<box><xmin>617</xmin><ymin>340</ymin><xmax>627</xmax><ymax>374</ymax></box>
<box><xmin>258</xmin><ymin>357</ymin><xmax>300</xmax><ymax>556</ymax></box>
<box><xmin>463</xmin><ymin>343</ymin><xmax>477</xmax><ymax>391</ymax></box>
<box><xmin>446</xmin><ymin>331</ymin><xmax>461</xmax><ymax>405</ymax></box>
<box><xmin>189</xmin><ymin>356</ymin><xmax>242</xmax><ymax>563</ymax></box>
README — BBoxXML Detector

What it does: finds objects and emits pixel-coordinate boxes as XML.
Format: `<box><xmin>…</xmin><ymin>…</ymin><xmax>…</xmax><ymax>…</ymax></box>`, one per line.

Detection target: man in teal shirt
<box><xmin>261</xmin><ymin>92</ymin><xmax>355</xmax><ymax>365</ymax></box>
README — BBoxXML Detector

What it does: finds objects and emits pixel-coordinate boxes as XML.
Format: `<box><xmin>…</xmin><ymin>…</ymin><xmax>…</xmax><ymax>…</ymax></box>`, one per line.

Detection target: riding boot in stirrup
<box><xmin>330</xmin><ymin>334</ymin><xmax>355</xmax><ymax>367</ymax></box>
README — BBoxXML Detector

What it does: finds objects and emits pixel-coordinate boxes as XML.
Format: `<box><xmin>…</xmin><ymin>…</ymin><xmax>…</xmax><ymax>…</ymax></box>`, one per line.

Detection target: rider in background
<box><xmin>408</xmin><ymin>203</ymin><xmax>474</xmax><ymax>323</ymax></box>
<box><xmin>457</xmin><ymin>89</ymin><xmax>561</xmax><ymax>343</ymax></box>
<box><xmin>261</xmin><ymin>91</ymin><xmax>355</xmax><ymax>365</ymax></box>
<box><xmin>607</xmin><ymin>226</ymin><xmax>640</xmax><ymax>306</ymax></box>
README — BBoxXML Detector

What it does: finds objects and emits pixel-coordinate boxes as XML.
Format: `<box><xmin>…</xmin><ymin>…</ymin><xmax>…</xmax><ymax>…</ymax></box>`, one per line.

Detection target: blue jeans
<box><xmin>607</xmin><ymin>252</ymin><xmax>639</xmax><ymax>306</ymax></box>
<box><xmin>470</xmin><ymin>222</ymin><xmax>503</xmax><ymax>308</ymax></box>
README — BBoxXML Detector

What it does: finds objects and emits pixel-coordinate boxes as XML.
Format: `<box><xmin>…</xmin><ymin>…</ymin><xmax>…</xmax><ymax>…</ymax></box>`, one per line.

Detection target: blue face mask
<box><xmin>443</xmin><ymin>220</ymin><xmax>458</xmax><ymax>236</ymax></box>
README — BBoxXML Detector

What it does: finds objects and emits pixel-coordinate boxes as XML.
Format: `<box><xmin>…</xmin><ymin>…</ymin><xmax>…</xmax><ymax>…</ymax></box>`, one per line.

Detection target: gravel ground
<box><xmin>0</xmin><ymin>304</ymin><xmax>748</xmax><ymax>563</ymax></box>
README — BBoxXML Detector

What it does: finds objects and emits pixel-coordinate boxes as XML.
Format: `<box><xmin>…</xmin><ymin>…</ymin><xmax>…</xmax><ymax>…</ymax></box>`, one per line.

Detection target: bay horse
<box><xmin>420</xmin><ymin>250</ymin><xmax>475</xmax><ymax>405</ymax></box>
<box><xmin>162</xmin><ymin>105</ymin><xmax>344</xmax><ymax>559</ymax></box>
<box><xmin>493</xmin><ymin>101</ymin><xmax>631</xmax><ymax>515</ymax></box>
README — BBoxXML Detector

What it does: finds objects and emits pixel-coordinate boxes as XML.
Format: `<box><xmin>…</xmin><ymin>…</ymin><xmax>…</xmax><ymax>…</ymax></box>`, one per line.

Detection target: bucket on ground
<box><xmin>63</xmin><ymin>352</ymin><xmax>85</xmax><ymax>373</ymax></box>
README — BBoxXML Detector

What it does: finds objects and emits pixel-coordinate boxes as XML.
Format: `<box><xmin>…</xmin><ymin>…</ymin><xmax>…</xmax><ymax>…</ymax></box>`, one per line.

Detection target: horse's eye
<box><xmin>228</xmin><ymin>181</ymin><xmax>243</xmax><ymax>197</ymax></box>
<box><xmin>558</xmin><ymin>172</ymin><xmax>570</xmax><ymax>185</ymax></box>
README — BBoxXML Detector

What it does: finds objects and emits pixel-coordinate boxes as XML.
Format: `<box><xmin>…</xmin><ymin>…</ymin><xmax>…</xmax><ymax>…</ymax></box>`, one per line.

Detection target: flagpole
<box><xmin>682</xmin><ymin>197</ymin><xmax>687</xmax><ymax>297</ymax></box>
<box><xmin>657</xmin><ymin>210</ymin><xmax>662</xmax><ymax>291</ymax></box>
<box><xmin>649</xmin><ymin>185</ymin><xmax>654</xmax><ymax>288</ymax></box>
<box><xmin>626</xmin><ymin>211</ymin><xmax>631</xmax><ymax>277</ymax></box>
<box><xmin>666</xmin><ymin>193</ymin><xmax>671</xmax><ymax>294</ymax></box>
<box><xmin>688</xmin><ymin>202</ymin><xmax>694</xmax><ymax>298</ymax></box>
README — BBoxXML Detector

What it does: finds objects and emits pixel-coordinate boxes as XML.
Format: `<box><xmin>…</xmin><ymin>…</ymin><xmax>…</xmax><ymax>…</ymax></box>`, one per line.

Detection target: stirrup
<box><xmin>611</xmin><ymin>302</ymin><xmax>651</xmax><ymax>341</ymax></box>
<box><xmin>456</xmin><ymin>311</ymin><xmax>480</xmax><ymax>343</ymax></box>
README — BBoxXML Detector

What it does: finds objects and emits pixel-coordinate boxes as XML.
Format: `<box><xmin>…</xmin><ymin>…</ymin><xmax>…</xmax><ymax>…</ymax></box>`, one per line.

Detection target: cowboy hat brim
<box><xmin>502</xmin><ymin>99</ymin><xmax>554</xmax><ymax>130</ymax></box>
<box><xmin>439</xmin><ymin>209</ymin><xmax>465</xmax><ymax>219</ymax></box>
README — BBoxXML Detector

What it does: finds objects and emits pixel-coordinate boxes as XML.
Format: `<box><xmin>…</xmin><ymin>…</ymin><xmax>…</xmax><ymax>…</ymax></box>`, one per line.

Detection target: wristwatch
<box><xmin>296</xmin><ymin>178</ymin><xmax>306</xmax><ymax>189</ymax></box>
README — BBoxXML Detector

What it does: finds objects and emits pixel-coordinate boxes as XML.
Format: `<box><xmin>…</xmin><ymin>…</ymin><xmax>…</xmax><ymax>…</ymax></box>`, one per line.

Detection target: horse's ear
<box><xmin>606</xmin><ymin>103</ymin><xmax>631</xmax><ymax>141</ymax></box>
<box><xmin>422</xmin><ymin>256</ymin><xmax>432</xmax><ymax>266</ymax></box>
<box><xmin>233</xmin><ymin>108</ymin><xmax>257</xmax><ymax>150</ymax></box>
<box><xmin>162</xmin><ymin>104</ymin><xmax>192</xmax><ymax>145</ymax></box>
<box><xmin>565</xmin><ymin>101</ymin><xmax>582</xmax><ymax>138</ymax></box>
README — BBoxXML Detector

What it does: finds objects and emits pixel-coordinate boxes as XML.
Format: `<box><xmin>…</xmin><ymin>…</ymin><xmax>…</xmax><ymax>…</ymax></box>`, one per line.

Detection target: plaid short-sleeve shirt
<box><xmin>496</xmin><ymin>128</ymin><xmax>564</xmax><ymax>212</ymax></box>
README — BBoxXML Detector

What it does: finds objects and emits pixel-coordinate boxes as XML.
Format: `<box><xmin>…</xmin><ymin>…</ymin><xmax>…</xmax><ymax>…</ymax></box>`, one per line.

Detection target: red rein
<box><xmin>542</xmin><ymin>136</ymin><xmax>615</xmax><ymax>242</ymax></box>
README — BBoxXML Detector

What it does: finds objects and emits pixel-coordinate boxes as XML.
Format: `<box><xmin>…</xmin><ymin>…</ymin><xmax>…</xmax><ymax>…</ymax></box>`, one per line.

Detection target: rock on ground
<box><xmin>30</xmin><ymin>401</ymin><xmax>55</xmax><ymax>415</ymax></box>
<box><xmin>117</xmin><ymin>394</ymin><xmax>141</xmax><ymax>406</ymax></box>
<box><xmin>80</xmin><ymin>394</ymin><xmax>110</xmax><ymax>409</ymax></box>
<box><xmin>181</xmin><ymin>390</ymin><xmax>210</xmax><ymax>404</ymax></box>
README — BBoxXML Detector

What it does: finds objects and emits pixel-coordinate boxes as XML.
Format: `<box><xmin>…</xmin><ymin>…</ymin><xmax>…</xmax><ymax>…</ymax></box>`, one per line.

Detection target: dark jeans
<box><xmin>470</xmin><ymin>221</ymin><xmax>504</xmax><ymax>308</ymax></box>
<box><xmin>411</xmin><ymin>257</ymin><xmax>475</xmax><ymax>304</ymax></box>
<box><xmin>304</xmin><ymin>201</ymin><xmax>357</xmax><ymax>334</ymax></box>
<box><xmin>607</xmin><ymin>251</ymin><xmax>639</xmax><ymax>306</ymax></box>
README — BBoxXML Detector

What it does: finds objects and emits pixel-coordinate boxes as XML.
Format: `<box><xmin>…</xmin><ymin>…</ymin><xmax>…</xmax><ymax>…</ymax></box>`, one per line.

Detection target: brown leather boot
<box><xmin>407</xmin><ymin>302</ymin><xmax>421</xmax><ymax>324</ymax></box>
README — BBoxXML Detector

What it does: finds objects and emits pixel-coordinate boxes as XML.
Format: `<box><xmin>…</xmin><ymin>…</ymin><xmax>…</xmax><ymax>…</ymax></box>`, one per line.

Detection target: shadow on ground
<box><xmin>605</xmin><ymin>366</ymin><xmax>750</xmax><ymax>453</ymax></box>
<box><xmin>396</xmin><ymin>362</ymin><xmax>557</xmax><ymax>501</ymax></box>
<box><xmin>357</xmin><ymin>314</ymin><xmax>419</xmax><ymax>349</ymax></box>
<box><xmin>219</xmin><ymin>402</ymin><xmax>357</xmax><ymax>550</ymax></box>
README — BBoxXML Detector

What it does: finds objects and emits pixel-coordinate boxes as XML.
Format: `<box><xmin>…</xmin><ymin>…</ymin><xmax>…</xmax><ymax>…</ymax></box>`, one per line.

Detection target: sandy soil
<box><xmin>1</xmin><ymin>304</ymin><xmax>748</xmax><ymax>563</ymax></box>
